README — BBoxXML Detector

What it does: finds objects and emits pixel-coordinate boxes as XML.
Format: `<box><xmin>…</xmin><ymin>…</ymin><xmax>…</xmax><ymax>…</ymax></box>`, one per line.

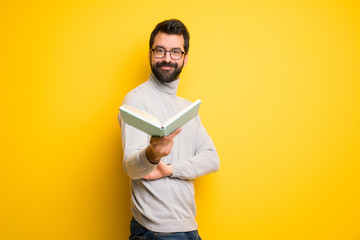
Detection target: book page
<box><xmin>163</xmin><ymin>99</ymin><xmax>201</xmax><ymax>135</ymax></box>
<box><xmin>120</xmin><ymin>105</ymin><xmax>162</xmax><ymax>127</ymax></box>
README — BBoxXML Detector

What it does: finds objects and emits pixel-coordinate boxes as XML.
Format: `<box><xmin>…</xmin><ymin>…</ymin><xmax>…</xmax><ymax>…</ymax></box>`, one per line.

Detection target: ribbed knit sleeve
<box><xmin>120</xmin><ymin>93</ymin><xmax>157</xmax><ymax>180</ymax></box>
<box><xmin>171</xmin><ymin>118</ymin><xmax>220</xmax><ymax>179</ymax></box>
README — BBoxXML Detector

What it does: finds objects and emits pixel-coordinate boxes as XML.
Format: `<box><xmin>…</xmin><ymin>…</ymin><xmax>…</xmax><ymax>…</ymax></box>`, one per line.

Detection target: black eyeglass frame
<box><xmin>151</xmin><ymin>47</ymin><xmax>185</xmax><ymax>60</ymax></box>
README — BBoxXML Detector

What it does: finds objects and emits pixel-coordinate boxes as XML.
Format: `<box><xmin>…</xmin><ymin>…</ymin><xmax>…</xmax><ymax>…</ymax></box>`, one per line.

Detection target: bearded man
<box><xmin>119</xmin><ymin>19</ymin><xmax>220</xmax><ymax>240</ymax></box>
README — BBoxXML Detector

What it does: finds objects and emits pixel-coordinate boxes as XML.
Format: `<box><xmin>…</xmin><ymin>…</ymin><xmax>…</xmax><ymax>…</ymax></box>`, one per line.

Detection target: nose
<box><xmin>163</xmin><ymin>51</ymin><xmax>172</xmax><ymax>62</ymax></box>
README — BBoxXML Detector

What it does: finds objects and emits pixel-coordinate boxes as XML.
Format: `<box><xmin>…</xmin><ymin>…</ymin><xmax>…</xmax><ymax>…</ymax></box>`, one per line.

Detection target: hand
<box><xmin>143</xmin><ymin>161</ymin><xmax>173</xmax><ymax>180</ymax></box>
<box><xmin>145</xmin><ymin>128</ymin><xmax>182</xmax><ymax>164</ymax></box>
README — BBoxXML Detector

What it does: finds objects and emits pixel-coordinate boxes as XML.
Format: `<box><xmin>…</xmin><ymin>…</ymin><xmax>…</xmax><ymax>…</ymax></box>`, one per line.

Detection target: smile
<box><xmin>160</xmin><ymin>66</ymin><xmax>174</xmax><ymax>70</ymax></box>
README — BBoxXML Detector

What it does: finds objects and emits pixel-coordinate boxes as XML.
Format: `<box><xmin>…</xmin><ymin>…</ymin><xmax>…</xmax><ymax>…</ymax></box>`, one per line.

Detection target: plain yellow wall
<box><xmin>1</xmin><ymin>0</ymin><xmax>359</xmax><ymax>239</ymax></box>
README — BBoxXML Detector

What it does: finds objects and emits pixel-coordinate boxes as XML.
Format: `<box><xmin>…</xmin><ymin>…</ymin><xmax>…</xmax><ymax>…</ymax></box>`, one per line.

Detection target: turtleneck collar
<box><xmin>149</xmin><ymin>73</ymin><xmax>180</xmax><ymax>96</ymax></box>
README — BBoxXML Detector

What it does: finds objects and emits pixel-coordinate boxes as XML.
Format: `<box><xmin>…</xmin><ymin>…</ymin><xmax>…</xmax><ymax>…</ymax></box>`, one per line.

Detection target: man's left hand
<box><xmin>143</xmin><ymin>161</ymin><xmax>173</xmax><ymax>180</ymax></box>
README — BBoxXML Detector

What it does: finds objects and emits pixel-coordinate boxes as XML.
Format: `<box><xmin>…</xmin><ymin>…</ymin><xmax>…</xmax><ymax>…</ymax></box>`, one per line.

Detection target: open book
<box><xmin>119</xmin><ymin>99</ymin><xmax>201</xmax><ymax>137</ymax></box>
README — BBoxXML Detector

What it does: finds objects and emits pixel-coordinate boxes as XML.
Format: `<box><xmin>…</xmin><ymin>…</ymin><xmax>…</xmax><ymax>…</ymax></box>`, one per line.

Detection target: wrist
<box><xmin>145</xmin><ymin>145</ymin><xmax>161</xmax><ymax>164</ymax></box>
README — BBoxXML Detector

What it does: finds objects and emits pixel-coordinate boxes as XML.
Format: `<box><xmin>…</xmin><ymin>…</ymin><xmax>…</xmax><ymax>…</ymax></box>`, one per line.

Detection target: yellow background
<box><xmin>1</xmin><ymin>0</ymin><xmax>359</xmax><ymax>239</ymax></box>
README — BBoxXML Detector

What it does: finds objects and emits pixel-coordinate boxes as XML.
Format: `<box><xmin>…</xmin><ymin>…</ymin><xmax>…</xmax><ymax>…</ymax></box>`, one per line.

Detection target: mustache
<box><xmin>156</xmin><ymin>61</ymin><xmax>178</xmax><ymax>68</ymax></box>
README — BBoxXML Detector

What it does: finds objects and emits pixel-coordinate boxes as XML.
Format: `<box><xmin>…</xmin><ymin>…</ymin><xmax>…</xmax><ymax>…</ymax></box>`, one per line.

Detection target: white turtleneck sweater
<box><xmin>119</xmin><ymin>74</ymin><xmax>220</xmax><ymax>232</ymax></box>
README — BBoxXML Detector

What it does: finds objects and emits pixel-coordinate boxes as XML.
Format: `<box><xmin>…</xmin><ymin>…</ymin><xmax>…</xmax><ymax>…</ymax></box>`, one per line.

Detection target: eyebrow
<box><xmin>154</xmin><ymin>45</ymin><xmax>182</xmax><ymax>51</ymax></box>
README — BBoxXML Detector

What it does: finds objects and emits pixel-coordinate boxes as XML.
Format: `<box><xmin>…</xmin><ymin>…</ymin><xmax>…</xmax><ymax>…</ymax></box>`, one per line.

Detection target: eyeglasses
<box><xmin>151</xmin><ymin>47</ymin><xmax>185</xmax><ymax>60</ymax></box>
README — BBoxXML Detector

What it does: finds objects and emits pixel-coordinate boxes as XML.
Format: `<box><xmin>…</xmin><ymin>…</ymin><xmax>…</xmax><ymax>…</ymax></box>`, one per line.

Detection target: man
<box><xmin>119</xmin><ymin>19</ymin><xmax>220</xmax><ymax>240</ymax></box>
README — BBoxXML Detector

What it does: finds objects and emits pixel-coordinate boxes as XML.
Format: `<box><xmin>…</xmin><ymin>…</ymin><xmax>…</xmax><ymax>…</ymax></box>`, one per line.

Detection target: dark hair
<box><xmin>149</xmin><ymin>19</ymin><xmax>190</xmax><ymax>54</ymax></box>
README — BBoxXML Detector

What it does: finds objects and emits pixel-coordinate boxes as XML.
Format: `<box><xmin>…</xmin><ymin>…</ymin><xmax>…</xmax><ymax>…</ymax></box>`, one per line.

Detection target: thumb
<box><xmin>168</xmin><ymin>128</ymin><xmax>182</xmax><ymax>139</ymax></box>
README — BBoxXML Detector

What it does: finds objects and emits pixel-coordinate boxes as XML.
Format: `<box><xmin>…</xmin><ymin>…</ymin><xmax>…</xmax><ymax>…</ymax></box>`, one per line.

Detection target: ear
<box><xmin>148</xmin><ymin>50</ymin><xmax>151</xmax><ymax>61</ymax></box>
<box><xmin>183</xmin><ymin>53</ymin><xmax>188</xmax><ymax>66</ymax></box>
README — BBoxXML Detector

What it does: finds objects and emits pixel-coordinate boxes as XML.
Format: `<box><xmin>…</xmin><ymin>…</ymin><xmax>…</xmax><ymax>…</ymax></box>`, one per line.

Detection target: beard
<box><xmin>151</xmin><ymin>60</ymin><xmax>184</xmax><ymax>84</ymax></box>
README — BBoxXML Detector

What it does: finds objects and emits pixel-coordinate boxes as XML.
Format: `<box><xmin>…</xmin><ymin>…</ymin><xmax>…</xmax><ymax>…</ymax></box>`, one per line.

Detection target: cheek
<box><xmin>149</xmin><ymin>54</ymin><xmax>158</xmax><ymax>65</ymax></box>
<box><xmin>150</xmin><ymin>57</ymin><xmax>157</xmax><ymax>66</ymax></box>
<box><xmin>177</xmin><ymin>59</ymin><xmax>185</xmax><ymax>67</ymax></box>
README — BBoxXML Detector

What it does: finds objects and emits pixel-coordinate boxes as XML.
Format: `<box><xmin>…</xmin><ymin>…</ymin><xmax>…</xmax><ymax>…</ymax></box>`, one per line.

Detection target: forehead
<box><xmin>152</xmin><ymin>32</ymin><xmax>184</xmax><ymax>50</ymax></box>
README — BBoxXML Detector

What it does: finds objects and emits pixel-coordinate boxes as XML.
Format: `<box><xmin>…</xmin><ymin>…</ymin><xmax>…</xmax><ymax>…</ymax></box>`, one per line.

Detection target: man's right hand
<box><xmin>145</xmin><ymin>128</ymin><xmax>182</xmax><ymax>164</ymax></box>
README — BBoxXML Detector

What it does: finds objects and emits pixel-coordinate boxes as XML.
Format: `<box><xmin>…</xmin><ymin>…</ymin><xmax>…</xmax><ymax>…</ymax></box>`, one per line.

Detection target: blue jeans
<box><xmin>129</xmin><ymin>218</ymin><xmax>202</xmax><ymax>240</ymax></box>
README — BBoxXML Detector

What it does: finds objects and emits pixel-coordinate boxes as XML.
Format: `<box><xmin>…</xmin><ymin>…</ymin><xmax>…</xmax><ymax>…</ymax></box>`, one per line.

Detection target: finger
<box><xmin>168</xmin><ymin>128</ymin><xmax>182</xmax><ymax>139</ymax></box>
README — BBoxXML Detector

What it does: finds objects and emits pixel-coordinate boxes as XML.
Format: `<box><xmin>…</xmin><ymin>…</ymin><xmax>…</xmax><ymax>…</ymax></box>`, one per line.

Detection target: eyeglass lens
<box><xmin>153</xmin><ymin>48</ymin><xmax>183</xmax><ymax>60</ymax></box>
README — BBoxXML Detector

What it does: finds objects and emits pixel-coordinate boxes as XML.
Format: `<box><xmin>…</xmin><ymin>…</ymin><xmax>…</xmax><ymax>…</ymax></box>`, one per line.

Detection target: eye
<box><xmin>155</xmin><ymin>48</ymin><xmax>165</xmax><ymax>53</ymax></box>
<box><xmin>171</xmin><ymin>49</ymin><xmax>181</xmax><ymax>54</ymax></box>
